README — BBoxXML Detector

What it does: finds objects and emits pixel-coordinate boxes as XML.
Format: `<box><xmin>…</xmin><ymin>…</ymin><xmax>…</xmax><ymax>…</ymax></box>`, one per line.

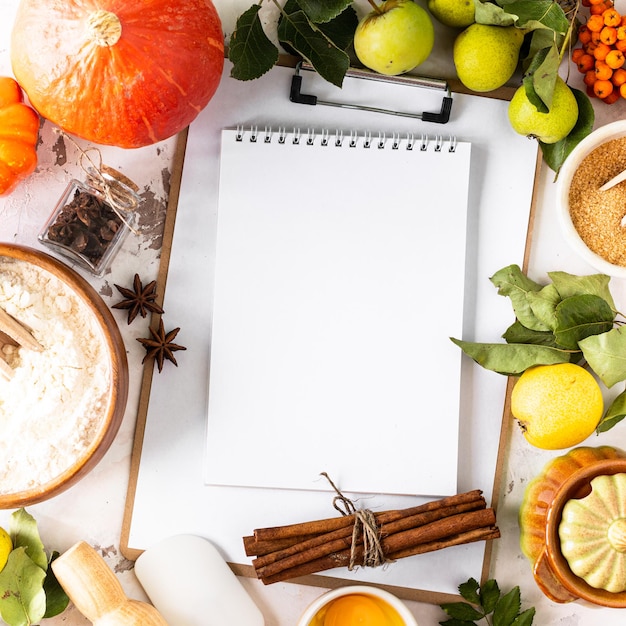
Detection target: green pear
<box><xmin>428</xmin><ymin>0</ymin><xmax>475</xmax><ymax>29</ymax></box>
<box><xmin>354</xmin><ymin>0</ymin><xmax>435</xmax><ymax>76</ymax></box>
<box><xmin>508</xmin><ymin>77</ymin><xmax>578</xmax><ymax>144</ymax></box>
<box><xmin>453</xmin><ymin>24</ymin><xmax>524</xmax><ymax>92</ymax></box>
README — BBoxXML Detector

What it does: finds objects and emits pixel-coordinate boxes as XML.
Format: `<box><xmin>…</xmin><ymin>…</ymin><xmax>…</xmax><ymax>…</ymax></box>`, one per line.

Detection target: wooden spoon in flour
<box><xmin>0</xmin><ymin>305</ymin><xmax>42</xmax><ymax>379</ymax></box>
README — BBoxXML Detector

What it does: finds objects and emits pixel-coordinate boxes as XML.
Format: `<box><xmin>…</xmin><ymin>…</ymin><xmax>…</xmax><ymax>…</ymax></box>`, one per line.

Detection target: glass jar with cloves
<box><xmin>38</xmin><ymin>167</ymin><xmax>140</xmax><ymax>277</ymax></box>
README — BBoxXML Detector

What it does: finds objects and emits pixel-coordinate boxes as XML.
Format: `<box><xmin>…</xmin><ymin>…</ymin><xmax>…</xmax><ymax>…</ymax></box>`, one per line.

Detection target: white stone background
<box><xmin>1</xmin><ymin>0</ymin><xmax>626</xmax><ymax>624</ymax></box>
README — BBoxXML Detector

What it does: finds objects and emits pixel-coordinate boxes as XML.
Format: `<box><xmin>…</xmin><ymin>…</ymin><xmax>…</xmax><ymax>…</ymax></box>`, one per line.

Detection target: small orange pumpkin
<box><xmin>10</xmin><ymin>0</ymin><xmax>224</xmax><ymax>149</ymax></box>
<box><xmin>519</xmin><ymin>446</ymin><xmax>626</xmax><ymax>565</ymax></box>
<box><xmin>0</xmin><ymin>76</ymin><xmax>39</xmax><ymax>196</ymax></box>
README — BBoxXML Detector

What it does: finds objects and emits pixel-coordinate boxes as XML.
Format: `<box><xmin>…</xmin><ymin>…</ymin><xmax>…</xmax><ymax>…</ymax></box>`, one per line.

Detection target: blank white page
<box><xmin>204</xmin><ymin>127</ymin><xmax>471</xmax><ymax>497</ymax></box>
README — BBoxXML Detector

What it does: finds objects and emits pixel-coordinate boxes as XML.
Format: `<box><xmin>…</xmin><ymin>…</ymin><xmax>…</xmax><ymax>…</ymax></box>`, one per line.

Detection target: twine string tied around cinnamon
<box><xmin>321</xmin><ymin>472</ymin><xmax>389</xmax><ymax>571</ymax></box>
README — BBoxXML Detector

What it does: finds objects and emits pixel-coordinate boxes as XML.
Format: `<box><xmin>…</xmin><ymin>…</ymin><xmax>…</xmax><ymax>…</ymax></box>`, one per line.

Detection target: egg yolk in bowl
<box><xmin>312</xmin><ymin>594</ymin><xmax>405</xmax><ymax>626</ymax></box>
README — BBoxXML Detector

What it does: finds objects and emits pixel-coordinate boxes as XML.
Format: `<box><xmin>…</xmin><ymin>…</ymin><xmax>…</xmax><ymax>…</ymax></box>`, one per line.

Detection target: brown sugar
<box><xmin>569</xmin><ymin>136</ymin><xmax>626</xmax><ymax>267</ymax></box>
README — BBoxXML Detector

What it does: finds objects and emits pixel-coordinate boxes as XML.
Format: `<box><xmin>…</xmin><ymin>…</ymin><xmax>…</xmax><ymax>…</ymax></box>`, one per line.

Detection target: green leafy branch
<box><xmin>452</xmin><ymin>265</ymin><xmax>626</xmax><ymax>433</ymax></box>
<box><xmin>440</xmin><ymin>578</ymin><xmax>536</xmax><ymax>626</ymax></box>
<box><xmin>474</xmin><ymin>0</ymin><xmax>594</xmax><ymax>174</ymax></box>
<box><xmin>0</xmin><ymin>509</ymin><xmax>69</xmax><ymax>626</ymax></box>
<box><xmin>228</xmin><ymin>0</ymin><xmax>357</xmax><ymax>87</ymax></box>
<box><xmin>228</xmin><ymin>0</ymin><xmax>592</xmax><ymax>174</ymax></box>
<box><xmin>476</xmin><ymin>0</ymin><xmax>573</xmax><ymax>109</ymax></box>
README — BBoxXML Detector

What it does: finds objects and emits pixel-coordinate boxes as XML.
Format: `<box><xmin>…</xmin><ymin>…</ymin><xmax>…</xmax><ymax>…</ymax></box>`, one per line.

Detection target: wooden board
<box><xmin>121</xmin><ymin>61</ymin><xmax>542</xmax><ymax>604</ymax></box>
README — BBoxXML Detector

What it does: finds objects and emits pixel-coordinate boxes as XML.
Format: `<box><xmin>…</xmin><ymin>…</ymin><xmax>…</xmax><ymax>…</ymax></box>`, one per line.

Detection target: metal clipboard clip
<box><xmin>290</xmin><ymin>61</ymin><xmax>453</xmax><ymax>124</ymax></box>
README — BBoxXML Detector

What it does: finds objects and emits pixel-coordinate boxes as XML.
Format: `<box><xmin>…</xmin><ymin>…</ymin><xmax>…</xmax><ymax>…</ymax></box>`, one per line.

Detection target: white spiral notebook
<box><xmin>204</xmin><ymin>125</ymin><xmax>472</xmax><ymax>497</ymax></box>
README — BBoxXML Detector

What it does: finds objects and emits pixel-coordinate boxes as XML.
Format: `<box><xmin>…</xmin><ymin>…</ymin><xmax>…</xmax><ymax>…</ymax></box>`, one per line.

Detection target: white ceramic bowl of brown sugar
<box><xmin>0</xmin><ymin>243</ymin><xmax>128</xmax><ymax>508</ymax></box>
<box><xmin>556</xmin><ymin>120</ymin><xmax>626</xmax><ymax>278</ymax></box>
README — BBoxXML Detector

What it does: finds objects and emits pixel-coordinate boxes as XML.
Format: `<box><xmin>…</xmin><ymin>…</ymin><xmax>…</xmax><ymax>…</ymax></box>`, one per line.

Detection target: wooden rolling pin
<box><xmin>51</xmin><ymin>541</ymin><xmax>168</xmax><ymax>626</ymax></box>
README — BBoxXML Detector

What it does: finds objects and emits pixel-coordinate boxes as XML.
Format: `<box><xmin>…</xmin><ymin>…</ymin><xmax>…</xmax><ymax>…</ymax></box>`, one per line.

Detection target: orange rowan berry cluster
<box><xmin>573</xmin><ymin>0</ymin><xmax>626</xmax><ymax>103</ymax></box>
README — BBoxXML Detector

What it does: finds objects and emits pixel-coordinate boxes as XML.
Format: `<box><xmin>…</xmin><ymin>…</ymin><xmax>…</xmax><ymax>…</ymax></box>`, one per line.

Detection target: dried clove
<box><xmin>46</xmin><ymin>189</ymin><xmax>123</xmax><ymax>264</ymax></box>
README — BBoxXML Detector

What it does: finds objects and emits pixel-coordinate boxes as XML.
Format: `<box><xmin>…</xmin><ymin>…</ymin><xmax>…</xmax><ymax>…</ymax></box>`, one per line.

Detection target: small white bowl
<box><xmin>296</xmin><ymin>585</ymin><xmax>418</xmax><ymax>626</ymax></box>
<box><xmin>556</xmin><ymin>120</ymin><xmax>626</xmax><ymax>278</ymax></box>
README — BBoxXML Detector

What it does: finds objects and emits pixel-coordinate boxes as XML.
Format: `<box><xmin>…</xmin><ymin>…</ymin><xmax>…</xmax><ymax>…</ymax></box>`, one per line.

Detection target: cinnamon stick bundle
<box><xmin>243</xmin><ymin>489</ymin><xmax>499</xmax><ymax>585</ymax></box>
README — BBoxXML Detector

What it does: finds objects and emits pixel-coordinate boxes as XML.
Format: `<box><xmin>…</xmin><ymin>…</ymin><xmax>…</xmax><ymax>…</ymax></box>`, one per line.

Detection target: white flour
<box><xmin>0</xmin><ymin>257</ymin><xmax>111</xmax><ymax>494</ymax></box>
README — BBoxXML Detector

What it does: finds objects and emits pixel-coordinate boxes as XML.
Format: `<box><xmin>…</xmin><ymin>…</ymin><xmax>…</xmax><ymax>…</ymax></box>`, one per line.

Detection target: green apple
<box><xmin>428</xmin><ymin>0</ymin><xmax>475</xmax><ymax>28</ymax></box>
<box><xmin>354</xmin><ymin>0</ymin><xmax>435</xmax><ymax>76</ymax></box>
<box><xmin>453</xmin><ymin>24</ymin><xmax>524</xmax><ymax>92</ymax></box>
<box><xmin>508</xmin><ymin>77</ymin><xmax>579</xmax><ymax>144</ymax></box>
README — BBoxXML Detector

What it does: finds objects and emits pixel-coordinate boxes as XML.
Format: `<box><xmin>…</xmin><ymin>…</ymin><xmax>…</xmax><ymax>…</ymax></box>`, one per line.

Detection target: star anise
<box><xmin>137</xmin><ymin>319</ymin><xmax>186</xmax><ymax>372</ymax></box>
<box><xmin>112</xmin><ymin>273</ymin><xmax>164</xmax><ymax>324</ymax></box>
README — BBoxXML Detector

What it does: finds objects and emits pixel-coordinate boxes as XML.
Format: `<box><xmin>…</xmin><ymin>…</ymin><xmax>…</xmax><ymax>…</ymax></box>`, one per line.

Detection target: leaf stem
<box><xmin>559</xmin><ymin>0</ymin><xmax>581</xmax><ymax>67</ymax></box>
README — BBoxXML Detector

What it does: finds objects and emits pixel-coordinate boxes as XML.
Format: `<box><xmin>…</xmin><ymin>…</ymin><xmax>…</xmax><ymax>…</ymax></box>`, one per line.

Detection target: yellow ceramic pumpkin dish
<box><xmin>560</xmin><ymin>473</ymin><xmax>626</xmax><ymax>593</ymax></box>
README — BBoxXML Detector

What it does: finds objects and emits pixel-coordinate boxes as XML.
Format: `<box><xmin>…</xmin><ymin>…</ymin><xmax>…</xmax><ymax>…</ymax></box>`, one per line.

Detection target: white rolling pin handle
<box><xmin>135</xmin><ymin>534</ymin><xmax>265</xmax><ymax>626</ymax></box>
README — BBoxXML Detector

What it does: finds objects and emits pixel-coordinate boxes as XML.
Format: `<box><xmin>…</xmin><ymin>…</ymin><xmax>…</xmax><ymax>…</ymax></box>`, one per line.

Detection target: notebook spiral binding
<box><xmin>234</xmin><ymin>125</ymin><xmax>458</xmax><ymax>153</ymax></box>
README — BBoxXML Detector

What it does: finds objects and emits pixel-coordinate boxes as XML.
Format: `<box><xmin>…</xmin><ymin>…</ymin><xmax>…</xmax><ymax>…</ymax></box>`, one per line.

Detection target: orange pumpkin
<box><xmin>10</xmin><ymin>0</ymin><xmax>224</xmax><ymax>149</ymax></box>
<box><xmin>0</xmin><ymin>76</ymin><xmax>39</xmax><ymax>196</ymax></box>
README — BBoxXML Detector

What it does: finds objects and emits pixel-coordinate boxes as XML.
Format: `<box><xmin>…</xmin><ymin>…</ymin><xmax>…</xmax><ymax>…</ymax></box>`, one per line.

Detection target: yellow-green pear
<box><xmin>508</xmin><ymin>77</ymin><xmax>578</xmax><ymax>144</ymax></box>
<box><xmin>428</xmin><ymin>0</ymin><xmax>475</xmax><ymax>28</ymax></box>
<box><xmin>453</xmin><ymin>24</ymin><xmax>524</xmax><ymax>92</ymax></box>
<box><xmin>354</xmin><ymin>0</ymin><xmax>435</xmax><ymax>76</ymax></box>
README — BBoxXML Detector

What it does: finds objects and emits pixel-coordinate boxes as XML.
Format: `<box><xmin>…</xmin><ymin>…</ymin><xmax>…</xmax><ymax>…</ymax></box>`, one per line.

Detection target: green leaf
<box><xmin>526</xmin><ymin>283</ymin><xmax>561</xmax><ymax>330</ymax></box>
<box><xmin>458</xmin><ymin>577</ymin><xmax>481</xmax><ymax>604</ymax></box>
<box><xmin>502</xmin><ymin>321</ymin><xmax>559</xmax><ymax>347</ymax></box>
<box><xmin>297</xmin><ymin>0</ymin><xmax>352</xmax><ymax>23</ymax></box>
<box><xmin>490</xmin><ymin>265</ymin><xmax>549</xmax><ymax>331</ymax></box>
<box><xmin>597</xmin><ymin>389</ymin><xmax>626</xmax><ymax>433</ymax></box>
<box><xmin>277</xmin><ymin>10</ymin><xmax>350</xmax><ymax>87</ymax></box>
<box><xmin>549</xmin><ymin>270</ymin><xmax>616</xmax><ymax>310</ymax></box>
<box><xmin>280</xmin><ymin>0</ymin><xmax>305</xmax><ymax>57</ymax></box>
<box><xmin>579</xmin><ymin>326</ymin><xmax>626</xmax><ymax>388</ymax></box>
<box><xmin>475</xmin><ymin>0</ymin><xmax>517</xmax><ymax>26</ymax></box>
<box><xmin>512</xmin><ymin>607</ymin><xmax>536</xmax><ymax>626</ymax></box>
<box><xmin>451</xmin><ymin>338</ymin><xmax>571</xmax><ymax>375</ymax></box>
<box><xmin>540</xmin><ymin>87</ymin><xmax>595</xmax><ymax>178</ymax></box>
<box><xmin>553</xmin><ymin>294</ymin><xmax>615</xmax><ymax>350</ymax></box>
<box><xmin>503</xmin><ymin>0</ymin><xmax>569</xmax><ymax>33</ymax></box>
<box><xmin>0</xmin><ymin>548</ymin><xmax>46</xmax><ymax>626</ymax></box>
<box><xmin>521</xmin><ymin>48</ymin><xmax>551</xmax><ymax>113</ymax></box>
<box><xmin>43</xmin><ymin>552</ymin><xmax>69</xmax><ymax>619</ymax></box>
<box><xmin>479</xmin><ymin>579</ymin><xmax>502</xmax><ymax>614</ymax></box>
<box><xmin>532</xmin><ymin>45</ymin><xmax>560</xmax><ymax>110</ymax></box>
<box><xmin>315</xmin><ymin>5</ymin><xmax>358</xmax><ymax>51</ymax></box>
<box><xmin>10</xmin><ymin>509</ymin><xmax>47</xmax><ymax>572</ymax></box>
<box><xmin>228</xmin><ymin>5</ymin><xmax>280</xmax><ymax>81</ymax></box>
<box><xmin>524</xmin><ymin>27</ymin><xmax>559</xmax><ymax>71</ymax></box>
<box><xmin>493</xmin><ymin>586</ymin><xmax>522</xmax><ymax>626</ymax></box>
<box><xmin>441</xmin><ymin>578</ymin><xmax>535</xmax><ymax>626</ymax></box>
<box><xmin>439</xmin><ymin>601</ymin><xmax>485</xmax><ymax>621</ymax></box>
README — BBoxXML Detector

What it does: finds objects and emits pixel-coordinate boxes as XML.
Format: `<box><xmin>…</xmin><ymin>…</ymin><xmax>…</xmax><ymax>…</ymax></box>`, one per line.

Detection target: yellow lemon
<box><xmin>0</xmin><ymin>527</ymin><xmax>12</xmax><ymax>571</ymax></box>
<box><xmin>511</xmin><ymin>363</ymin><xmax>604</xmax><ymax>450</ymax></box>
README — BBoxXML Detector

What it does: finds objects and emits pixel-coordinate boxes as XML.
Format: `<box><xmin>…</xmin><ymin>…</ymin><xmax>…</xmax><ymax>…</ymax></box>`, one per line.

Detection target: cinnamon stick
<box><xmin>244</xmin><ymin>489</ymin><xmax>499</xmax><ymax>586</ymax></box>
<box><xmin>259</xmin><ymin>525</ymin><xmax>500</xmax><ymax>585</ymax></box>
<box><xmin>251</xmin><ymin>489</ymin><xmax>484</xmax><ymax>542</ymax></box>
<box><xmin>252</xmin><ymin>498</ymin><xmax>485</xmax><ymax>570</ymax></box>
<box><xmin>382</xmin><ymin>508</ymin><xmax>496</xmax><ymax>555</ymax></box>
<box><xmin>243</xmin><ymin>534</ymin><xmax>317</xmax><ymax>557</ymax></box>
<box><xmin>255</xmin><ymin>508</ymin><xmax>496</xmax><ymax>581</ymax></box>
<box><xmin>388</xmin><ymin>526</ymin><xmax>501</xmax><ymax>560</ymax></box>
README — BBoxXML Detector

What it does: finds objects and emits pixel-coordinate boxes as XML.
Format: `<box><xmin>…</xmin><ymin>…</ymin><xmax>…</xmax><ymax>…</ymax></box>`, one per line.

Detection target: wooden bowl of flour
<box><xmin>0</xmin><ymin>243</ymin><xmax>128</xmax><ymax>507</ymax></box>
